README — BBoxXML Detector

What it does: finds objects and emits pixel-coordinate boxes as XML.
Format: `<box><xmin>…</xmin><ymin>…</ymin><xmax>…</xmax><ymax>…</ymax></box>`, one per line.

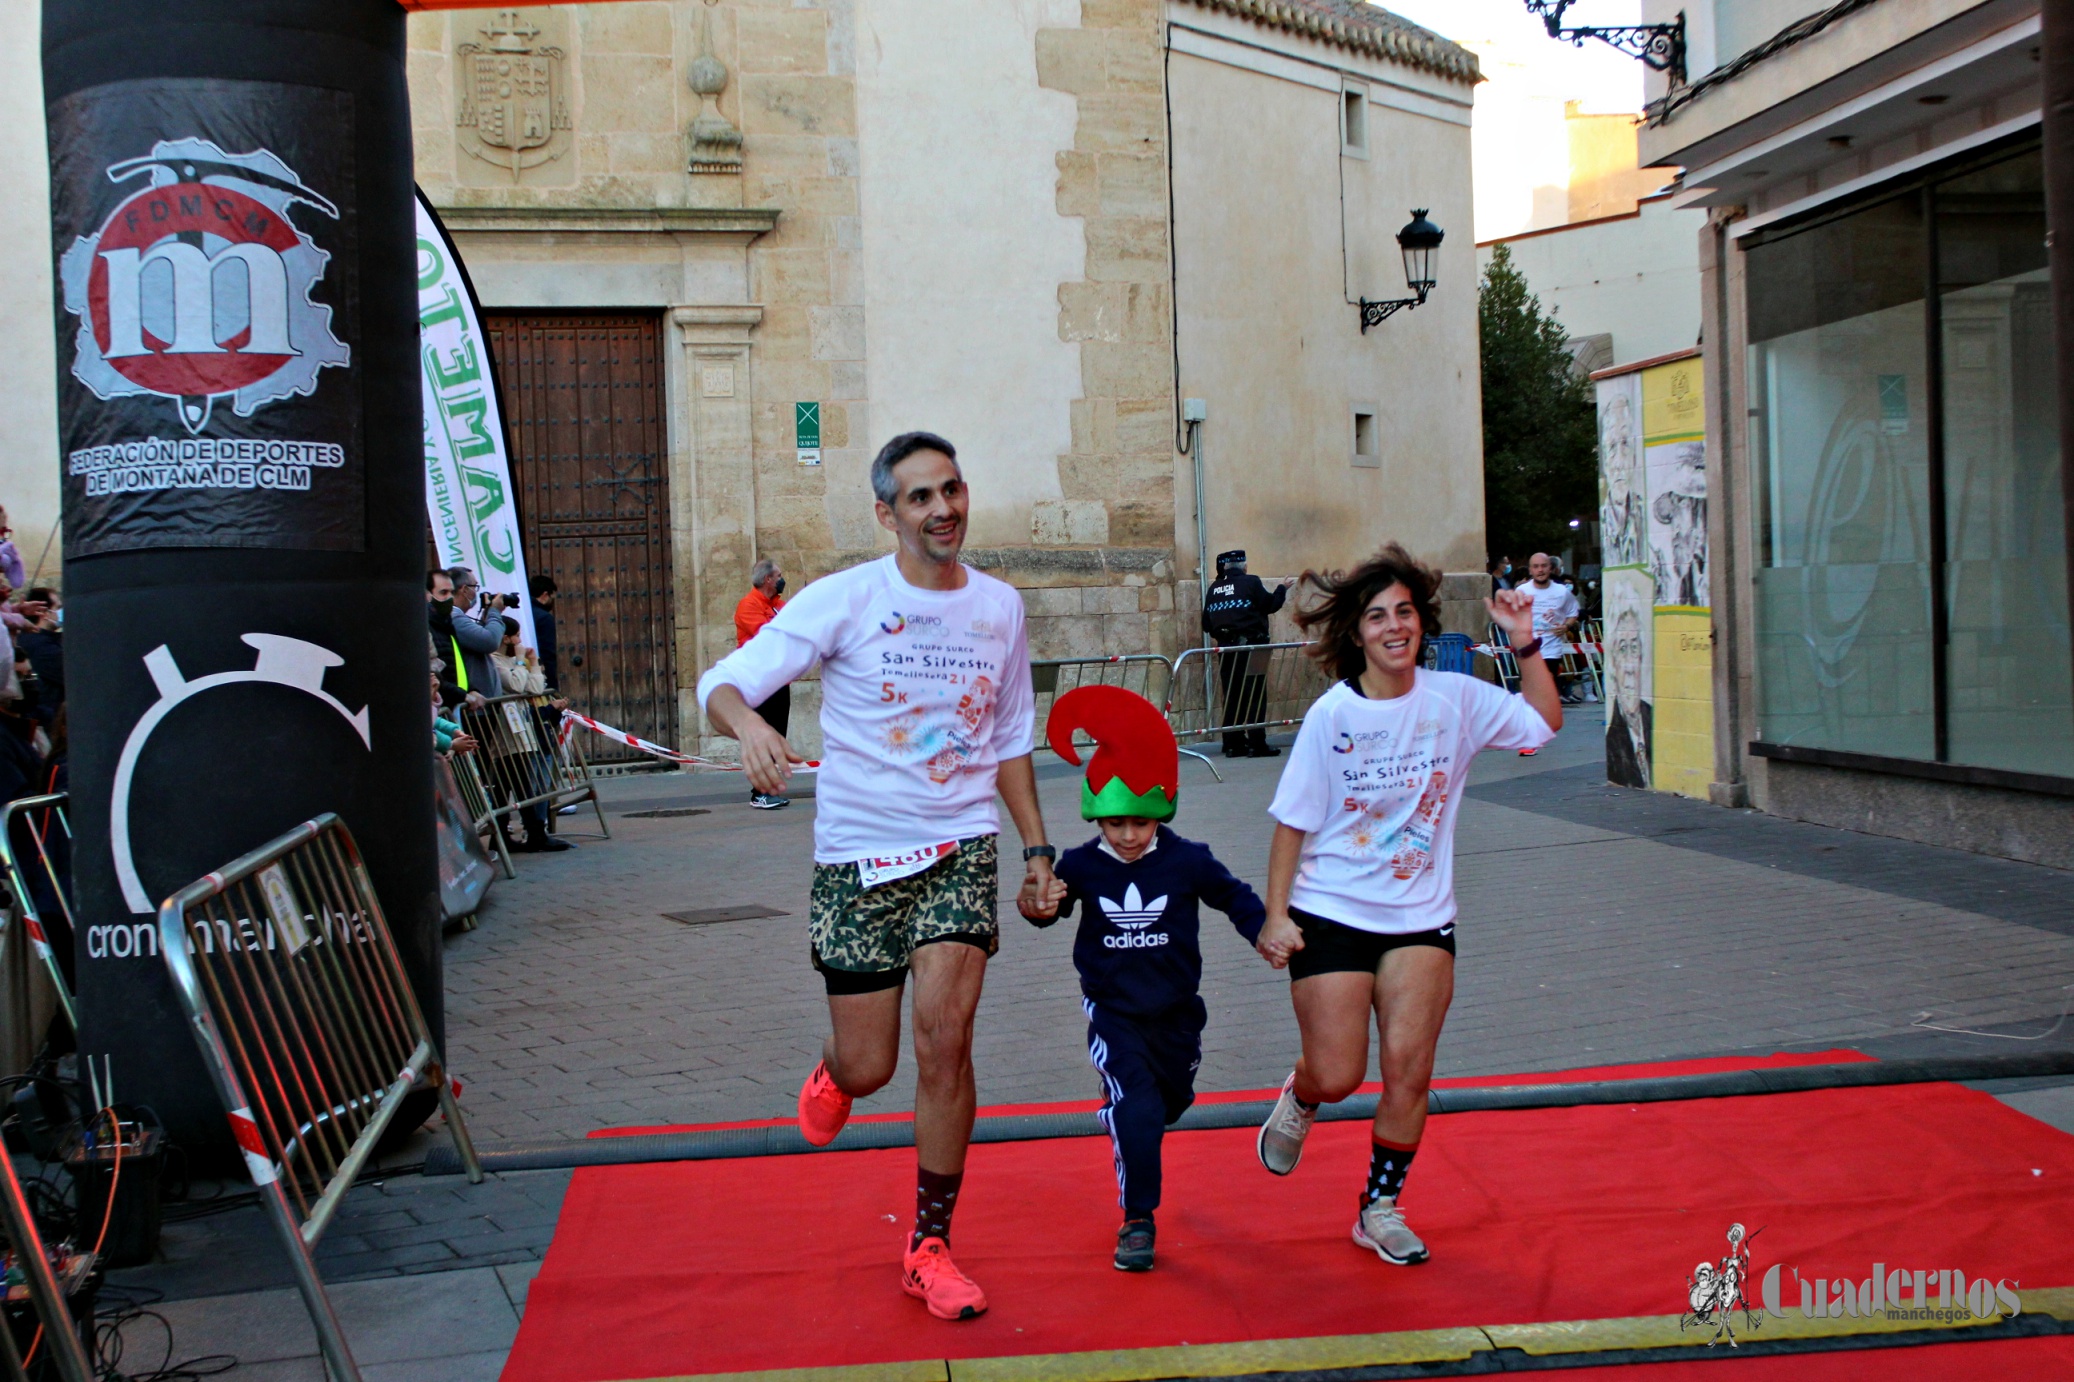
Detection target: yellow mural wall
<box><xmin>1640</xmin><ymin>356</ymin><xmax>1712</xmax><ymax>800</ymax></box>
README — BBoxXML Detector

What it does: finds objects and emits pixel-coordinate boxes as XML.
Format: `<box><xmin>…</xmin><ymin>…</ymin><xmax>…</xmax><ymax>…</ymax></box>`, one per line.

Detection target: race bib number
<box><xmin>858</xmin><ymin>841</ymin><xmax>958</xmax><ymax>890</ymax></box>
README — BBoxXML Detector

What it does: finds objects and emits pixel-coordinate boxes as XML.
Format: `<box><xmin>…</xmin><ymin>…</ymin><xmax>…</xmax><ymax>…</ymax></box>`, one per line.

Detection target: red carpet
<box><xmin>501</xmin><ymin>1054</ymin><xmax>2074</xmax><ymax>1382</ymax></box>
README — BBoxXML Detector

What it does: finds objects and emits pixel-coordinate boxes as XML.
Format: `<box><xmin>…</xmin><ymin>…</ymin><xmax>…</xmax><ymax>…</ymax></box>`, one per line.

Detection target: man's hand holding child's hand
<box><xmin>1018</xmin><ymin>874</ymin><xmax>1069</xmax><ymax>926</ymax></box>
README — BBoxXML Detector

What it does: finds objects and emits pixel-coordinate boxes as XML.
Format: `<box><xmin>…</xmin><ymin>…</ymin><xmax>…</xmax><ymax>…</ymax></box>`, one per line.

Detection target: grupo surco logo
<box><xmin>58</xmin><ymin>138</ymin><xmax>350</xmax><ymax>439</ymax></box>
<box><xmin>879</xmin><ymin>611</ymin><xmax>945</xmax><ymax>636</ymax></box>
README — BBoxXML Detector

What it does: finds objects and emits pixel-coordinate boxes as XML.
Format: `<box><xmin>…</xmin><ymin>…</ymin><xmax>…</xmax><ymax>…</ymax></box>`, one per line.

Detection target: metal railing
<box><xmin>159</xmin><ymin>814</ymin><xmax>484</xmax><ymax>1382</ymax></box>
<box><xmin>1167</xmin><ymin>641</ymin><xmax>1334</xmax><ymax>746</ymax></box>
<box><xmin>0</xmin><ymin>794</ymin><xmax>76</xmax><ymax>1032</ymax></box>
<box><xmin>1031</xmin><ymin>653</ymin><xmax>1173</xmax><ymax>708</ymax></box>
<box><xmin>446</xmin><ymin>750</ymin><xmax>515</xmax><ymax>881</ymax></box>
<box><xmin>460</xmin><ymin>692</ymin><xmax>610</xmax><ymax>847</ymax></box>
<box><xmin>1031</xmin><ymin>654</ymin><xmax>1223</xmax><ymax>779</ymax></box>
<box><xmin>0</xmin><ymin>1129</ymin><xmax>94</xmax><ymax>1382</ymax></box>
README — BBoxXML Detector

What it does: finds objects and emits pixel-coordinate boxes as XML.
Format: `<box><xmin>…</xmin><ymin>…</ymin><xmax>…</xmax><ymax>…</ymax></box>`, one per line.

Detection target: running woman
<box><xmin>1251</xmin><ymin>544</ymin><xmax>1560</xmax><ymax>1265</ymax></box>
<box><xmin>698</xmin><ymin>432</ymin><xmax>1059</xmax><ymax>1321</ymax></box>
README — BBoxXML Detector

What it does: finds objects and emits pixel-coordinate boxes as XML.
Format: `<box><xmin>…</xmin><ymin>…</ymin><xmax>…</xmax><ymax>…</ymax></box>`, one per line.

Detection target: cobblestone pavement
<box><xmin>114</xmin><ymin>721</ymin><xmax>2074</xmax><ymax>1323</ymax></box>
<box><xmin>433</xmin><ymin>721</ymin><xmax>2074</xmax><ymax>1144</ymax></box>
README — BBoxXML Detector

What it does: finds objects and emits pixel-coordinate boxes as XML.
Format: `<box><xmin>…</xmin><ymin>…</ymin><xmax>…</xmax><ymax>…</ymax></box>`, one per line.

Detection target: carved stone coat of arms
<box><xmin>457</xmin><ymin>11</ymin><xmax>573</xmax><ymax>182</ymax></box>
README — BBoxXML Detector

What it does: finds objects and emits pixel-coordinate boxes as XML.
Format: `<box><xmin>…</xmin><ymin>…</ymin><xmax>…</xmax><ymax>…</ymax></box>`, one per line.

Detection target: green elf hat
<box><xmin>1045</xmin><ymin>685</ymin><xmax>1180</xmax><ymax>822</ymax></box>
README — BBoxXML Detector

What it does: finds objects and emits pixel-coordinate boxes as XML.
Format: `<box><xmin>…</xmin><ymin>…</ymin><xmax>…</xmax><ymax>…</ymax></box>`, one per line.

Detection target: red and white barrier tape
<box><xmin>560</xmin><ymin>710</ymin><xmax>821</xmax><ymax>773</ymax></box>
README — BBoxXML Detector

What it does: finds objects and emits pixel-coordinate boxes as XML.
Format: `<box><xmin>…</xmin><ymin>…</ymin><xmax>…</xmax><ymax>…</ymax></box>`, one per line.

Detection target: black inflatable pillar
<box><xmin>42</xmin><ymin>0</ymin><xmax>437</xmax><ymax>1157</ymax></box>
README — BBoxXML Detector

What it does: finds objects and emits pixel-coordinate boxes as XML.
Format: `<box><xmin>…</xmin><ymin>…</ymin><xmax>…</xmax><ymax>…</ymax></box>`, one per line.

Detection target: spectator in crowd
<box><xmin>1487</xmin><ymin>556</ymin><xmax>1513</xmax><ymax>593</ymax></box>
<box><xmin>1201</xmin><ymin>549</ymin><xmax>1290</xmax><ymax>758</ymax></box>
<box><xmin>431</xmin><ymin>668</ymin><xmax>478</xmax><ymax>758</ymax></box>
<box><xmin>0</xmin><ymin>508</ymin><xmax>24</xmax><ymax>593</ymax></box>
<box><xmin>1520</xmin><ymin>551</ymin><xmax>1583</xmax><ymax>709</ymax></box>
<box><xmin>15</xmin><ymin>589</ymin><xmax>61</xmax><ymax>710</ymax></box>
<box><xmin>428</xmin><ymin>568</ymin><xmax>496</xmax><ymax>709</ymax></box>
<box><xmin>0</xmin><ymin>583</ymin><xmax>20</xmax><ymax>713</ymax></box>
<box><xmin>733</xmin><ymin>558</ymin><xmax>791</xmax><ymax>810</ymax></box>
<box><xmin>493</xmin><ymin>614</ymin><xmax>575</xmax><ymax>789</ymax></box>
<box><xmin>530</xmin><ymin>574</ymin><xmax>561</xmax><ymax>690</ymax></box>
<box><xmin>479</xmin><ymin>616</ymin><xmax>573</xmax><ymax>855</ymax></box>
<box><xmin>494</xmin><ymin>617</ymin><xmax>549</xmax><ymax>698</ymax></box>
<box><xmin>446</xmin><ymin>566</ymin><xmax>506</xmax><ymax>693</ymax></box>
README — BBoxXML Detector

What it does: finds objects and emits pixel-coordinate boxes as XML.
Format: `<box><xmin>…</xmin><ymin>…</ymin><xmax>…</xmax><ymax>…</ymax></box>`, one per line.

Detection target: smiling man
<box><xmin>697</xmin><ymin>431</ymin><xmax>1059</xmax><ymax>1322</ymax></box>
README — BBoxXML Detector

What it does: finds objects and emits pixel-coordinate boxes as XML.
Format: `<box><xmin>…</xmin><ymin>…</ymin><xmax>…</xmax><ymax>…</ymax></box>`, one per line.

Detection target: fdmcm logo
<box><xmin>59</xmin><ymin>138</ymin><xmax>350</xmax><ymax>434</ymax></box>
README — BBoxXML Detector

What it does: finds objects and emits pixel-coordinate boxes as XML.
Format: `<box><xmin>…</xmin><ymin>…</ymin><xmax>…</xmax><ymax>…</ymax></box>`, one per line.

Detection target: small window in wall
<box><xmin>1352</xmin><ymin>407</ymin><xmax>1380</xmax><ymax>468</ymax></box>
<box><xmin>1342</xmin><ymin>85</ymin><xmax>1369</xmax><ymax>157</ymax></box>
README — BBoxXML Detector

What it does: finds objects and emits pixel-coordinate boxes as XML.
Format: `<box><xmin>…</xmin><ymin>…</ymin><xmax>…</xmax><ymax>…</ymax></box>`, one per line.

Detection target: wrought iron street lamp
<box><xmin>1522</xmin><ymin>1</ymin><xmax>1686</xmax><ymax>84</ymax></box>
<box><xmin>1360</xmin><ymin>209</ymin><xmax>1445</xmax><ymax>333</ymax></box>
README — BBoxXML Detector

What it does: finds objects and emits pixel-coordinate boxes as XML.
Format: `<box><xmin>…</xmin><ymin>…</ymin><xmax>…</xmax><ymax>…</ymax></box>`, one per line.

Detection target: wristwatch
<box><xmin>1022</xmin><ymin>845</ymin><xmax>1057</xmax><ymax>862</ymax></box>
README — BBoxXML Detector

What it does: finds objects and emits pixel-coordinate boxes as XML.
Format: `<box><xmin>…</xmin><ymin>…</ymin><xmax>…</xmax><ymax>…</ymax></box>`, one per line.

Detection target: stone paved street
<box><xmin>111</xmin><ymin>724</ymin><xmax>2074</xmax><ymax>1381</ymax></box>
<box><xmin>435</xmin><ymin>721</ymin><xmax>2074</xmax><ymax>1145</ymax></box>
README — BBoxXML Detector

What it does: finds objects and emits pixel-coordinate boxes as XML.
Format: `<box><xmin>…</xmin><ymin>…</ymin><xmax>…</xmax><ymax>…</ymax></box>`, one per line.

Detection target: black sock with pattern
<box><xmin>1361</xmin><ymin>1138</ymin><xmax>1418</xmax><ymax>1208</ymax></box>
<box><xmin>912</xmin><ymin>1167</ymin><xmax>963</xmax><ymax>1249</ymax></box>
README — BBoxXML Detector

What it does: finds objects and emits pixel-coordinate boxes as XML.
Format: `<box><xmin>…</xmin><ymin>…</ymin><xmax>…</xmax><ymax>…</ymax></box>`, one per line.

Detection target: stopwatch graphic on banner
<box><xmin>57</xmin><ymin>137</ymin><xmax>349</xmax><ymax>434</ymax></box>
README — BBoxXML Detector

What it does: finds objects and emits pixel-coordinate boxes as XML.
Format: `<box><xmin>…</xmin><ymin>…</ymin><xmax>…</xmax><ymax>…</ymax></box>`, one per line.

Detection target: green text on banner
<box><xmin>416</xmin><ymin>190</ymin><xmax>534</xmax><ymax>649</ymax></box>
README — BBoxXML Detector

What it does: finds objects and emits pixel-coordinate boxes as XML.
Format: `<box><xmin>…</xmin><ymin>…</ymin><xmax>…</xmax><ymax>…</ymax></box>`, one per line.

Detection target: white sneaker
<box><xmin>1353</xmin><ymin>1197</ymin><xmax>1429</xmax><ymax>1265</ymax></box>
<box><xmin>1256</xmin><ymin>1073</ymin><xmax>1316</xmax><ymax>1175</ymax></box>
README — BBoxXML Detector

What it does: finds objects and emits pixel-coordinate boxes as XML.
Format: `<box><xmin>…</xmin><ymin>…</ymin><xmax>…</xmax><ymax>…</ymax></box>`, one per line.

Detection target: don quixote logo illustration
<box><xmin>59</xmin><ymin>137</ymin><xmax>349</xmax><ymax>435</ymax></box>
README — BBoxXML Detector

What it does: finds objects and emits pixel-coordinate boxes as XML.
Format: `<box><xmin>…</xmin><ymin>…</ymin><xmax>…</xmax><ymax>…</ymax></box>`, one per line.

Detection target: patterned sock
<box><xmin>1361</xmin><ymin>1137</ymin><xmax>1419</xmax><ymax>1208</ymax></box>
<box><xmin>912</xmin><ymin>1167</ymin><xmax>964</xmax><ymax>1249</ymax></box>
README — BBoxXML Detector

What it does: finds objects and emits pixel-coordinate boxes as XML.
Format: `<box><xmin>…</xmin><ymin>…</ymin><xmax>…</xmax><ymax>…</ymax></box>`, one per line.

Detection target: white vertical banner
<box><xmin>415</xmin><ymin>190</ymin><xmax>534</xmax><ymax>650</ymax></box>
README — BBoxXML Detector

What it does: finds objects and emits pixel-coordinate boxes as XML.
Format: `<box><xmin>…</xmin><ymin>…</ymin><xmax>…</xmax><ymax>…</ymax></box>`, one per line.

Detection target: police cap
<box><xmin>1216</xmin><ymin>549</ymin><xmax>1246</xmax><ymax>569</ymax></box>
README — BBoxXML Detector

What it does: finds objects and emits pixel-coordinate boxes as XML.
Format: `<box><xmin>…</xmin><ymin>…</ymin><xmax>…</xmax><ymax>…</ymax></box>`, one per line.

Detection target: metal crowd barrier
<box><xmin>0</xmin><ymin>794</ymin><xmax>76</xmax><ymax>1032</ymax></box>
<box><xmin>1167</xmin><ymin>641</ymin><xmax>1332</xmax><ymax>747</ymax></box>
<box><xmin>0</xmin><ymin>1130</ymin><xmax>94</xmax><ymax>1382</ymax></box>
<box><xmin>460</xmin><ymin>692</ymin><xmax>611</xmax><ymax>849</ymax></box>
<box><xmin>159</xmin><ymin>814</ymin><xmax>485</xmax><ymax>1382</ymax></box>
<box><xmin>1030</xmin><ymin>654</ymin><xmax>1225</xmax><ymax>779</ymax></box>
<box><xmin>1030</xmin><ymin>653</ymin><xmax>1173</xmax><ymax>707</ymax></box>
<box><xmin>446</xmin><ymin>750</ymin><xmax>516</xmax><ymax>881</ymax></box>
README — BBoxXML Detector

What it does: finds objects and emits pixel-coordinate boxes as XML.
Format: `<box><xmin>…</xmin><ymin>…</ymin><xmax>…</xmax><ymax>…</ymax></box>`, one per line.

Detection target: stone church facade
<box><xmin>401</xmin><ymin>0</ymin><xmax>1484</xmax><ymax>755</ymax></box>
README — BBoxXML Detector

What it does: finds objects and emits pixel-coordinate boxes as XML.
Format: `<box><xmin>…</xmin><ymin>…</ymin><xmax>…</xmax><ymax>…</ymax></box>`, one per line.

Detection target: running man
<box><xmin>697</xmin><ymin>432</ymin><xmax>1059</xmax><ymax>1322</ymax></box>
<box><xmin>1251</xmin><ymin>544</ymin><xmax>1560</xmax><ymax>1266</ymax></box>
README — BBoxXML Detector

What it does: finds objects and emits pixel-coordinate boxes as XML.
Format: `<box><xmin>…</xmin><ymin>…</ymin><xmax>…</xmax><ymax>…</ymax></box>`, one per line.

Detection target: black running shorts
<box><xmin>1286</xmin><ymin>906</ymin><xmax>1455</xmax><ymax>981</ymax></box>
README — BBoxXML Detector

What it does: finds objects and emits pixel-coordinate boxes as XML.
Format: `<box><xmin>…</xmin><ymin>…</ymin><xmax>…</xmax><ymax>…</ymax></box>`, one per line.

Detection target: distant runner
<box><xmin>1251</xmin><ymin>544</ymin><xmax>1561</xmax><ymax>1267</ymax></box>
<box><xmin>697</xmin><ymin>432</ymin><xmax>1059</xmax><ymax>1322</ymax></box>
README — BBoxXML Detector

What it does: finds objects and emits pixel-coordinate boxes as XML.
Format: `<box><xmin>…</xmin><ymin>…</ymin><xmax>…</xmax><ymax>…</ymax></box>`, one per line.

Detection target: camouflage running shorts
<box><xmin>809</xmin><ymin>834</ymin><xmax>999</xmax><ymax>993</ymax></box>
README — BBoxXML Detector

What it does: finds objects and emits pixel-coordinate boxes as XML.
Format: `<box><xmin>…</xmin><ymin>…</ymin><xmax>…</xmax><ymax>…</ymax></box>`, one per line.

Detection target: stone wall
<box><xmin>1038</xmin><ymin>0</ymin><xmax>1182</xmax><ymax>557</ymax></box>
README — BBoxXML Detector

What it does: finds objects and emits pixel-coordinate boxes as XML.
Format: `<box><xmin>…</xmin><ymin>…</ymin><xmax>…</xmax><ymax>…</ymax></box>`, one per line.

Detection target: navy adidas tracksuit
<box><xmin>1042</xmin><ymin>828</ymin><xmax>1266</xmax><ymax>1217</ymax></box>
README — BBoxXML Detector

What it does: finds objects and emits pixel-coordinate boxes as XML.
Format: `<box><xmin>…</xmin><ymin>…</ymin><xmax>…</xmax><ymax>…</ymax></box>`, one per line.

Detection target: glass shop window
<box><xmin>1744</xmin><ymin>142</ymin><xmax>2073</xmax><ymax>776</ymax></box>
<box><xmin>1746</xmin><ymin>195</ymin><xmax>1935</xmax><ymax>760</ymax></box>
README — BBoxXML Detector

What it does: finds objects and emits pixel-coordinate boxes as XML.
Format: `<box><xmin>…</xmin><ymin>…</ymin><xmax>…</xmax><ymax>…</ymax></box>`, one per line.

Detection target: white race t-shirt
<box><xmin>1524</xmin><ymin>581</ymin><xmax>1581</xmax><ymax>657</ymax></box>
<box><xmin>696</xmin><ymin>555</ymin><xmax>1034</xmax><ymax>864</ymax></box>
<box><xmin>1268</xmin><ymin>672</ymin><xmax>1554</xmax><ymax>934</ymax></box>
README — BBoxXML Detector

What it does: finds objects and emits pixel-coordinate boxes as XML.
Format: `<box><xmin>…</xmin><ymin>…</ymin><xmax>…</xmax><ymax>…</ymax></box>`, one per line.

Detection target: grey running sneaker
<box><xmin>1353</xmin><ymin>1197</ymin><xmax>1429</xmax><ymax>1265</ymax></box>
<box><xmin>1256</xmin><ymin>1073</ymin><xmax>1315</xmax><ymax>1175</ymax></box>
<box><xmin>1113</xmin><ymin>1218</ymin><xmax>1156</xmax><ymax>1272</ymax></box>
<box><xmin>749</xmin><ymin>791</ymin><xmax>791</xmax><ymax>810</ymax></box>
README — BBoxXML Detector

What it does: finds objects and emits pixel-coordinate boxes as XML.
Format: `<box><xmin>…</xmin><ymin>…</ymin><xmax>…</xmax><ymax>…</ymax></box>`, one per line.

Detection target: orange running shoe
<box><xmin>797</xmin><ymin>1060</ymin><xmax>853</xmax><ymax>1147</ymax></box>
<box><xmin>902</xmin><ymin>1237</ymin><xmax>988</xmax><ymax>1320</ymax></box>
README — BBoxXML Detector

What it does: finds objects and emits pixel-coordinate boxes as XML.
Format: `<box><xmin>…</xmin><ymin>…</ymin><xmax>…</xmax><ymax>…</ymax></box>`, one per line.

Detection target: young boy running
<box><xmin>1021</xmin><ymin>686</ymin><xmax>1266</xmax><ymax>1271</ymax></box>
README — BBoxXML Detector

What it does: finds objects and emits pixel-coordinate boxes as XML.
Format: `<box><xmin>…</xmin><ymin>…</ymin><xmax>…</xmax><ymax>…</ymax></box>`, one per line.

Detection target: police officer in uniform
<box><xmin>1200</xmin><ymin>550</ymin><xmax>1290</xmax><ymax>757</ymax></box>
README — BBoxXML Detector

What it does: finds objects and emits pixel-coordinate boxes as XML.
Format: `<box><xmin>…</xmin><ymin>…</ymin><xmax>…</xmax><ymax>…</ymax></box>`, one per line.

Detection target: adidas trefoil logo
<box><xmin>1098</xmin><ymin>884</ymin><xmax>1167</xmax><ymax>930</ymax></box>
